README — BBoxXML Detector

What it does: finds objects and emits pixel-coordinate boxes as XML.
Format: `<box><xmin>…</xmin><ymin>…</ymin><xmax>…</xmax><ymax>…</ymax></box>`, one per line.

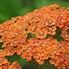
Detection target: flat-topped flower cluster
<box><xmin>0</xmin><ymin>4</ymin><xmax>69</xmax><ymax>69</ymax></box>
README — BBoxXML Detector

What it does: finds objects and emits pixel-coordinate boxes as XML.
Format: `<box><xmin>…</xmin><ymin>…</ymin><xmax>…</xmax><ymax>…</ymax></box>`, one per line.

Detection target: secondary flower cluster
<box><xmin>0</xmin><ymin>57</ymin><xmax>22</xmax><ymax>69</ymax></box>
<box><xmin>0</xmin><ymin>4</ymin><xmax>69</xmax><ymax>69</ymax></box>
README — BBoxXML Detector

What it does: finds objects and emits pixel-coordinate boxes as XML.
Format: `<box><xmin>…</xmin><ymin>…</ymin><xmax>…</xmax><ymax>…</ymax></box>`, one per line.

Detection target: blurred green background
<box><xmin>0</xmin><ymin>0</ymin><xmax>69</xmax><ymax>23</ymax></box>
<box><xmin>0</xmin><ymin>0</ymin><xmax>69</xmax><ymax>69</ymax></box>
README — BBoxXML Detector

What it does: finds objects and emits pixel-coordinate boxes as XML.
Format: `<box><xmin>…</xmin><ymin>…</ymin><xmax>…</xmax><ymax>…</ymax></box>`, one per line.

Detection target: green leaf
<box><xmin>27</xmin><ymin>33</ymin><xmax>36</xmax><ymax>39</ymax></box>
<box><xmin>37</xmin><ymin>59</ymin><xmax>57</xmax><ymax>69</ymax></box>
<box><xmin>53</xmin><ymin>28</ymin><xmax>64</xmax><ymax>41</ymax></box>
<box><xmin>34</xmin><ymin>0</ymin><xmax>69</xmax><ymax>8</ymax></box>
<box><xmin>0</xmin><ymin>0</ymin><xmax>21</xmax><ymax>23</ymax></box>
<box><xmin>6</xmin><ymin>54</ymin><xmax>27</xmax><ymax>67</ymax></box>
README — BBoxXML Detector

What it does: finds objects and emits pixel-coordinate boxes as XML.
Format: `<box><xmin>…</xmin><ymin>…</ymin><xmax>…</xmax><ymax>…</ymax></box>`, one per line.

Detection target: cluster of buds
<box><xmin>0</xmin><ymin>4</ymin><xmax>69</xmax><ymax>69</ymax></box>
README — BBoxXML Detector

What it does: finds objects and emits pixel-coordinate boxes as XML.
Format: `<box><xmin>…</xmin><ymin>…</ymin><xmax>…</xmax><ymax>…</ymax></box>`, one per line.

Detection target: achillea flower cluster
<box><xmin>0</xmin><ymin>57</ymin><xmax>22</xmax><ymax>69</ymax></box>
<box><xmin>0</xmin><ymin>4</ymin><xmax>69</xmax><ymax>69</ymax></box>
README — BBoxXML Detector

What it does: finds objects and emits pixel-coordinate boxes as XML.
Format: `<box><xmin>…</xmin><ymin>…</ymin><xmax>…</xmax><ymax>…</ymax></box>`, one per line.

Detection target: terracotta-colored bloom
<box><xmin>61</xmin><ymin>30</ymin><xmax>69</xmax><ymax>41</ymax></box>
<box><xmin>47</xmin><ymin>26</ymin><xmax>56</xmax><ymax>35</ymax></box>
<box><xmin>28</xmin><ymin>23</ymin><xmax>37</xmax><ymax>34</ymax></box>
<box><xmin>9</xmin><ymin>61</ymin><xmax>22</xmax><ymax>69</ymax></box>
<box><xmin>35</xmin><ymin>27</ymin><xmax>47</xmax><ymax>39</ymax></box>
<box><xmin>0</xmin><ymin>38</ymin><xmax>2</xmax><ymax>42</ymax></box>
<box><xmin>0</xmin><ymin>4</ymin><xmax>69</xmax><ymax>69</ymax></box>
<box><xmin>0</xmin><ymin>58</ymin><xmax>10</xmax><ymax>69</ymax></box>
<box><xmin>60</xmin><ymin>41</ymin><xmax>69</xmax><ymax>55</ymax></box>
